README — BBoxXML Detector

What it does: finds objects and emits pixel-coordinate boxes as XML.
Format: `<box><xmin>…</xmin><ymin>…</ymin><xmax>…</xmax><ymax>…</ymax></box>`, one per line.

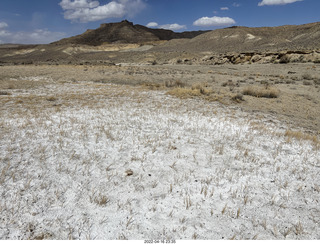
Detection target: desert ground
<box><xmin>0</xmin><ymin>63</ymin><xmax>320</xmax><ymax>239</ymax></box>
<box><xmin>1</xmin><ymin>63</ymin><xmax>319</xmax><ymax>132</ymax></box>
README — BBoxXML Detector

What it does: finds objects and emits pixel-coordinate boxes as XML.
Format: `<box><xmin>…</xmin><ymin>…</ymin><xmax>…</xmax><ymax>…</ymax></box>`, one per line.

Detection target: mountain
<box><xmin>152</xmin><ymin>22</ymin><xmax>320</xmax><ymax>53</ymax></box>
<box><xmin>52</xmin><ymin>20</ymin><xmax>209</xmax><ymax>46</ymax></box>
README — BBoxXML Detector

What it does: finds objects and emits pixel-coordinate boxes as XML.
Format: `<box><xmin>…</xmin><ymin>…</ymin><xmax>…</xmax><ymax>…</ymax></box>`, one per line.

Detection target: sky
<box><xmin>0</xmin><ymin>0</ymin><xmax>319</xmax><ymax>44</ymax></box>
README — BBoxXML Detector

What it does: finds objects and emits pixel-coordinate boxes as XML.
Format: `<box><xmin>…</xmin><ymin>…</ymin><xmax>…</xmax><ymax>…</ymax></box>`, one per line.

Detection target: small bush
<box><xmin>313</xmin><ymin>78</ymin><xmax>320</xmax><ymax>85</ymax></box>
<box><xmin>238</xmin><ymin>79</ymin><xmax>247</xmax><ymax>83</ymax></box>
<box><xmin>231</xmin><ymin>93</ymin><xmax>244</xmax><ymax>103</ymax></box>
<box><xmin>275</xmin><ymin>80</ymin><xmax>284</xmax><ymax>84</ymax></box>
<box><xmin>242</xmin><ymin>86</ymin><xmax>279</xmax><ymax>98</ymax></box>
<box><xmin>47</xmin><ymin>96</ymin><xmax>58</xmax><ymax>102</ymax></box>
<box><xmin>279</xmin><ymin>54</ymin><xmax>291</xmax><ymax>64</ymax></box>
<box><xmin>285</xmin><ymin>80</ymin><xmax>296</xmax><ymax>84</ymax></box>
<box><xmin>222</xmin><ymin>80</ymin><xmax>235</xmax><ymax>87</ymax></box>
<box><xmin>303</xmin><ymin>81</ymin><xmax>312</xmax><ymax>86</ymax></box>
<box><xmin>302</xmin><ymin>73</ymin><xmax>313</xmax><ymax>80</ymax></box>
<box><xmin>0</xmin><ymin>91</ymin><xmax>11</xmax><ymax>95</ymax></box>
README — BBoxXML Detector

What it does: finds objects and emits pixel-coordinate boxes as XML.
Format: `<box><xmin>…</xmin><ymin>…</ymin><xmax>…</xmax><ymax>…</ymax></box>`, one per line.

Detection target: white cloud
<box><xmin>220</xmin><ymin>7</ymin><xmax>229</xmax><ymax>10</ymax></box>
<box><xmin>0</xmin><ymin>29</ymin><xmax>66</xmax><ymax>44</ymax></box>
<box><xmin>146</xmin><ymin>22</ymin><xmax>158</xmax><ymax>28</ymax></box>
<box><xmin>0</xmin><ymin>30</ymin><xmax>11</xmax><ymax>39</ymax></box>
<box><xmin>60</xmin><ymin>0</ymin><xmax>100</xmax><ymax>9</ymax></box>
<box><xmin>159</xmin><ymin>23</ymin><xmax>187</xmax><ymax>31</ymax></box>
<box><xmin>146</xmin><ymin>22</ymin><xmax>186</xmax><ymax>31</ymax></box>
<box><xmin>0</xmin><ymin>22</ymin><xmax>8</xmax><ymax>29</ymax></box>
<box><xmin>63</xmin><ymin>2</ymin><xmax>126</xmax><ymax>22</ymax></box>
<box><xmin>193</xmin><ymin>16</ymin><xmax>236</xmax><ymax>27</ymax></box>
<box><xmin>258</xmin><ymin>0</ymin><xmax>303</xmax><ymax>6</ymax></box>
<box><xmin>59</xmin><ymin>0</ymin><xmax>146</xmax><ymax>22</ymax></box>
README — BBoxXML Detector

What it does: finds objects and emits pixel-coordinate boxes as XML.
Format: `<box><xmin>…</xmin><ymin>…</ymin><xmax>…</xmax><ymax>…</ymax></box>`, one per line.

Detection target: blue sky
<box><xmin>0</xmin><ymin>0</ymin><xmax>319</xmax><ymax>44</ymax></box>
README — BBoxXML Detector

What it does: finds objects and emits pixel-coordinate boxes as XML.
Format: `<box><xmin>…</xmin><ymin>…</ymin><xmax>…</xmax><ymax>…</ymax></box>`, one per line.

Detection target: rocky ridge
<box><xmin>52</xmin><ymin>20</ymin><xmax>208</xmax><ymax>46</ymax></box>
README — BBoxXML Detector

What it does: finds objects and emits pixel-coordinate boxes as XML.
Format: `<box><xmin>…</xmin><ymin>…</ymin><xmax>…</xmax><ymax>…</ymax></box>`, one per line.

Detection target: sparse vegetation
<box><xmin>167</xmin><ymin>83</ymin><xmax>214</xmax><ymax>98</ymax></box>
<box><xmin>0</xmin><ymin>10</ymin><xmax>319</xmax><ymax>241</ymax></box>
<box><xmin>0</xmin><ymin>64</ymin><xmax>319</xmax><ymax>240</ymax></box>
<box><xmin>0</xmin><ymin>91</ymin><xmax>11</xmax><ymax>95</ymax></box>
<box><xmin>284</xmin><ymin>130</ymin><xmax>319</xmax><ymax>146</ymax></box>
<box><xmin>302</xmin><ymin>73</ymin><xmax>313</xmax><ymax>80</ymax></box>
<box><xmin>303</xmin><ymin>80</ymin><xmax>312</xmax><ymax>86</ymax></box>
<box><xmin>242</xmin><ymin>86</ymin><xmax>279</xmax><ymax>98</ymax></box>
<box><xmin>164</xmin><ymin>79</ymin><xmax>185</xmax><ymax>88</ymax></box>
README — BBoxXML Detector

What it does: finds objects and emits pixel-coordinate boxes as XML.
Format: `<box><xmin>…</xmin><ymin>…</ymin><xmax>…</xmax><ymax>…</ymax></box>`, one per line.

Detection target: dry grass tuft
<box><xmin>164</xmin><ymin>80</ymin><xmax>186</xmax><ymax>88</ymax></box>
<box><xmin>285</xmin><ymin>130</ymin><xmax>319</xmax><ymax>145</ymax></box>
<box><xmin>140</xmin><ymin>82</ymin><xmax>162</xmax><ymax>90</ymax></box>
<box><xmin>167</xmin><ymin>87</ymin><xmax>202</xmax><ymax>98</ymax></box>
<box><xmin>0</xmin><ymin>79</ymin><xmax>46</xmax><ymax>90</ymax></box>
<box><xmin>125</xmin><ymin>169</ymin><xmax>134</xmax><ymax>176</ymax></box>
<box><xmin>242</xmin><ymin>86</ymin><xmax>279</xmax><ymax>98</ymax></box>
<box><xmin>302</xmin><ymin>73</ymin><xmax>313</xmax><ymax>80</ymax></box>
<box><xmin>167</xmin><ymin>82</ymin><xmax>215</xmax><ymax>99</ymax></box>
<box><xmin>91</xmin><ymin>194</ymin><xmax>110</xmax><ymax>206</ymax></box>
<box><xmin>46</xmin><ymin>96</ymin><xmax>58</xmax><ymax>102</ymax></box>
<box><xmin>191</xmin><ymin>82</ymin><xmax>213</xmax><ymax>95</ymax></box>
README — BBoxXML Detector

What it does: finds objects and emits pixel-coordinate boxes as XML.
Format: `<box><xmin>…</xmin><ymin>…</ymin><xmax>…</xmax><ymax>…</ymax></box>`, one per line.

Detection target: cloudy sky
<box><xmin>0</xmin><ymin>0</ymin><xmax>319</xmax><ymax>44</ymax></box>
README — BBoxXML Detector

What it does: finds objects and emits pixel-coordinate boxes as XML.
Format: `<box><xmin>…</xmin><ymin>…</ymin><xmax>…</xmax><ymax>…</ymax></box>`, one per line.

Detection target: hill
<box><xmin>152</xmin><ymin>22</ymin><xmax>320</xmax><ymax>53</ymax></box>
<box><xmin>52</xmin><ymin>20</ymin><xmax>208</xmax><ymax>46</ymax></box>
<box><xmin>1</xmin><ymin>21</ymin><xmax>320</xmax><ymax>65</ymax></box>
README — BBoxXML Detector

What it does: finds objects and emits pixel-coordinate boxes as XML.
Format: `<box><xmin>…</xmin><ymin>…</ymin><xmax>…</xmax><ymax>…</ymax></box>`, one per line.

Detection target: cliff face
<box><xmin>53</xmin><ymin>20</ymin><xmax>208</xmax><ymax>46</ymax></box>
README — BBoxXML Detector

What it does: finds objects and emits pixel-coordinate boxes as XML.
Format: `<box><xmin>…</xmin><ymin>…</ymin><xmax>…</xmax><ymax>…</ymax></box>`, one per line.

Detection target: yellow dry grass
<box><xmin>167</xmin><ymin>87</ymin><xmax>203</xmax><ymax>98</ymax></box>
<box><xmin>0</xmin><ymin>79</ymin><xmax>47</xmax><ymax>90</ymax></box>
<box><xmin>242</xmin><ymin>86</ymin><xmax>280</xmax><ymax>98</ymax></box>
<box><xmin>284</xmin><ymin>130</ymin><xmax>319</xmax><ymax>146</ymax></box>
<box><xmin>166</xmin><ymin>81</ymin><xmax>213</xmax><ymax>97</ymax></box>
